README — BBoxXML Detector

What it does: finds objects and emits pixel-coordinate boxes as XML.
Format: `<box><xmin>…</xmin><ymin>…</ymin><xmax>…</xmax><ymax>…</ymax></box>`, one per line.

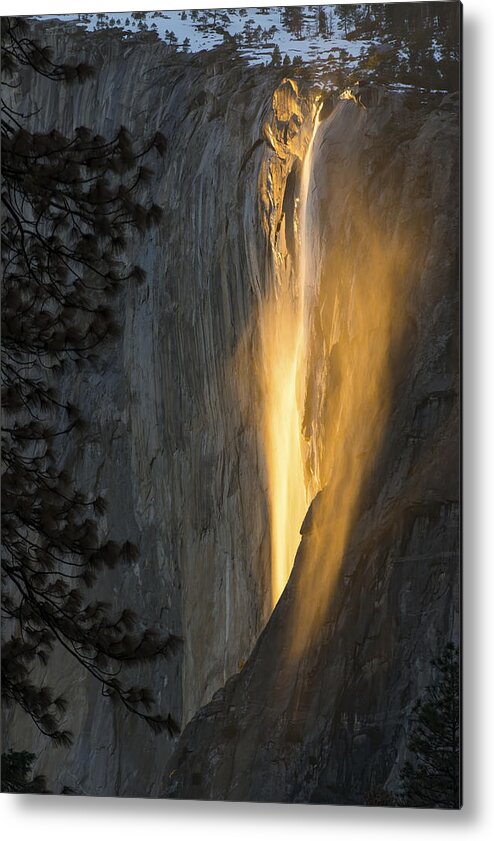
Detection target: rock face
<box><xmin>164</xmin><ymin>91</ymin><xmax>460</xmax><ymax>803</ymax></box>
<box><xmin>3</xmin><ymin>21</ymin><xmax>459</xmax><ymax>801</ymax></box>
<box><xmin>3</xmin><ymin>24</ymin><xmax>316</xmax><ymax>796</ymax></box>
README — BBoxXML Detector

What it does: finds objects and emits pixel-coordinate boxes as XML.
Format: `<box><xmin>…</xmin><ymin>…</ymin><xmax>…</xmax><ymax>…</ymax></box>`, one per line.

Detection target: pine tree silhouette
<box><xmin>1</xmin><ymin>17</ymin><xmax>180</xmax><ymax>748</ymax></box>
<box><xmin>1</xmin><ymin>749</ymin><xmax>48</xmax><ymax>792</ymax></box>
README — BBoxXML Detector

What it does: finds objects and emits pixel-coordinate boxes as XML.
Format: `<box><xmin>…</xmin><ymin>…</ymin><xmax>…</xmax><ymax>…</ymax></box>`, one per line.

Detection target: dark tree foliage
<box><xmin>400</xmin><ymin>644</ymin><xmax>460</xmax><ymax>809</ymax></box>
<box><xmin>270</xmin><ymin>44</ymin><xmax>282</xmax><ymax>68</ymax></box>
<box><xmin>1</xmin><ymin>749</ymin><xmax>48</xmax><ymax>793</ymax></box>
<box><xmin>1</xmin><ymin>17</ymin><xmax>179</xmax><ymax>747</ymax></box>
<box><xmin>335</xmin><ymin>4</ymin><xmax>352</xmax><ymax>37</ymax></box>
<box><xmin>317</xmin><ymin>7</ymin><xmax>328</xmax><ymax>38</ymax></box>
<box><xmin>281</xmin><ymin>6</ymin><xmax>305</xmax><ymax>39</ymax></box>
<box><xmin>344</xmin><ymin>2</ymin><xmax>460</xmax><ymax>91</ymax></box>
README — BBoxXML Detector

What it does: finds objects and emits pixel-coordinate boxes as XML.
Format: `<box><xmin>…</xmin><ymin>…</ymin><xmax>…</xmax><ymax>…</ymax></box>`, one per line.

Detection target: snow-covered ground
<box><xmin>35</xmin><ymin>6</ymin><xmax>374</xmax><ymax>67</ymax></box>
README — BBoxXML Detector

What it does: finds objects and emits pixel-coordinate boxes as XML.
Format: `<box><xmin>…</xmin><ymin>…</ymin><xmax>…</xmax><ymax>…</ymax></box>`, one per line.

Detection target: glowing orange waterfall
<box><xmin>259</xmin><ymin>105</ymin><xmax>323</xmax><ymax>608</ymax></box>
<box><xmin>249</xmin><ymin>88</ymin><xmax>414</xmax><ymax>651</ymax></box>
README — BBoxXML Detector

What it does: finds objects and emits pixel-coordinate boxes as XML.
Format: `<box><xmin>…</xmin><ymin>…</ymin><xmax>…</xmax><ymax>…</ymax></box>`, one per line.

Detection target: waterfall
<box><xmin>298</xmin><ymin>105</ymin><xmax>323</xmax><ymax>343</ymax></box>
<box><xmin>296</xmin><ymin>103</ymin><xmax>324</xmax><ymax>500</ymax></box>
<box><xmin>258</xmin><ymin>104</ymin><xmax>323</xmax><ymax>608</ymax></box>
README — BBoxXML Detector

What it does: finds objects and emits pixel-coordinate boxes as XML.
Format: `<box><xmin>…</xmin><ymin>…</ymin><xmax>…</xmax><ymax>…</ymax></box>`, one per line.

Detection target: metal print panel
<box><xmin>1</xmin><ymin>3</ymin><xmax>461</xmax><ymax>806</ymax></box>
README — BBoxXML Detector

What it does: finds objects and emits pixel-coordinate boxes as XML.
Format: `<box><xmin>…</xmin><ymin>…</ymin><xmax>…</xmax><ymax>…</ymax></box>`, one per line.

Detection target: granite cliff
<box><xmin>165</xmin><ymin>85</ymin><xmax>460</xmax><ymax>803</ymax></box>
<box><xmin>3</xmin><ymin>22</ymin><xmax>459</xmax><ymax>801</ymax></box>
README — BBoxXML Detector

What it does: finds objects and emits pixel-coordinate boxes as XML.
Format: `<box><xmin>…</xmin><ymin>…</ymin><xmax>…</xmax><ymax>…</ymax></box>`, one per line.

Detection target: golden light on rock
<box><xmin>233</xmin><ymin>93</ymin><xmax>413</xmax><ymax>639</ymax></box>
<box><xmin>256</xmin><ymin>102</ymin><xmax>414</xmax><ymax>658</ymax></box>
<box><xmin>285</xmin><ymin>181</ymin><xmax>414</xmax><ymax>660</ymax></box>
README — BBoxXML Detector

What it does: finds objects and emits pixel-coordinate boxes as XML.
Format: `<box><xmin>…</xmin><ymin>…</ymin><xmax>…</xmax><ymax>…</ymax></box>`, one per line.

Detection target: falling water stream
<box><xmin>252</xmin><ymin>89</ymin><xmax>414</xmax><ymax>663</ymax></box>
<box><xmin>260</xmin><ymin>104</ymin><xmax>324</xmax><ymax>608</ymax></box>
<box><xmin>298</xmin><ymin>105</ymin><xmax>323</xmax><ymax>361</ymax></box>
